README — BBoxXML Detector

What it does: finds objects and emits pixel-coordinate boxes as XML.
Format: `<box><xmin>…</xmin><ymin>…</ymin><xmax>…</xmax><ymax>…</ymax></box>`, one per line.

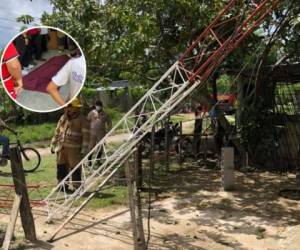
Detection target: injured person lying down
<box><xmin>46</xmin><ymin>47</ymin><xmax>85</xmax><ymax>106</ymax></box>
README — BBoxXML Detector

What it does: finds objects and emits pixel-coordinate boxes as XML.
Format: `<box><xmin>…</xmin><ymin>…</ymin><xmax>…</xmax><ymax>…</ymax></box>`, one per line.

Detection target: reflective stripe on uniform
<box><xmin>2</xmin><ymin>76</ymin><xmax>12</xmax><ymax>82</ymax></box>
<box><xmin>67</xmin><ymin>131</ymin><xmax>82</xmax><ymax>137</ymax></box>
<box><xmin>2</xmin><ymin>55</ymin><xmax>19</xmax><ymax>64</ymax></box>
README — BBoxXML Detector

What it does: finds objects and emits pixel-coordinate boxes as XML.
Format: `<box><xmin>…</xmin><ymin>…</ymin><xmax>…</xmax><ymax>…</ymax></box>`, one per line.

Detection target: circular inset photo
<box><xmin>0</xmin><ymin>26</ymin><xmax>86</xmax><ymax>113</ymax></box>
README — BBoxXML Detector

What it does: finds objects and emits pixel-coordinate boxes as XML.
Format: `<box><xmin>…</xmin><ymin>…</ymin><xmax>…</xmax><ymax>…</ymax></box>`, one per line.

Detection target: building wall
<box><xmin>98</xmin><ymin>88</ymin><xmax>133</xmax><ymax>111</ymax></box>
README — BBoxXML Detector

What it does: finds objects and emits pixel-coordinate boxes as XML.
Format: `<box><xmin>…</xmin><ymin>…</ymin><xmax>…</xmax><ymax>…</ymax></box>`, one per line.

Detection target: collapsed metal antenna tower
<box><xmin>44</xmin><ymin>0</ymin><xmax>280</xmax><ymax>240</ymax></box>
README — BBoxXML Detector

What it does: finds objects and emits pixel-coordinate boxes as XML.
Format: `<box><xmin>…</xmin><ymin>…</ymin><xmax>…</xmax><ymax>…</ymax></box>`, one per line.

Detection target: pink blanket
<box><xmin>23</xmin><ymin>55</ymin><xmax>70</xmax><ymax>93</ymax></box>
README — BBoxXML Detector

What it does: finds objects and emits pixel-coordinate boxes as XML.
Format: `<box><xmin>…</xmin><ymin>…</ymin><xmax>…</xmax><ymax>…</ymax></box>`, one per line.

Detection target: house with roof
<box><xmin>96</xmin><ymin>80</ymin><xmax>142</xmax><ymax>111</ymax></box>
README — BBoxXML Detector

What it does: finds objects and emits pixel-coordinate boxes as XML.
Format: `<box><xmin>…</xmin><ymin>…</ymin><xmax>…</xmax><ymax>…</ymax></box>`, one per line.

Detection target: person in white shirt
<box><xmin>40</xmin><ymin>28</ymin><xmax>49</xmax><ymax>53</ymax></box>
<box><xmin>46</xmin><ymin>48</ymin><xmax>86</xmax><ymax>106</ymax></box>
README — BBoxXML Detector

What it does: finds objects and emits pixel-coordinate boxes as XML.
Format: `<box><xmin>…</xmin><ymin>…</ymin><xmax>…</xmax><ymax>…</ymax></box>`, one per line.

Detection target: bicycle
<box><xmin>0</xmin><ymin>130</ymin><xmax>41</xmax><ymax>173</ymax></box>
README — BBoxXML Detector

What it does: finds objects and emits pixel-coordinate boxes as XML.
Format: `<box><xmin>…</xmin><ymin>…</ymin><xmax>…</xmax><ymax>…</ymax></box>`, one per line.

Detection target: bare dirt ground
<box><xmin>1</xmin><ymin>116</ymin><xmax>299</xmax><ymax>249</ymax></box>
<box><xmin>1</xmin><ymin>166</ymin><xmax>300</xmax><ymax>250</ymax></box>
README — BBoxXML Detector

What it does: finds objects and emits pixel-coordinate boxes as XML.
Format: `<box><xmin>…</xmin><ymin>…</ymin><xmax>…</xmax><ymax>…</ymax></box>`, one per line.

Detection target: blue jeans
<box><xmin>0</xmin><ymin>135</ymin><xmax>9</xmax><ymax>158</ymax></box>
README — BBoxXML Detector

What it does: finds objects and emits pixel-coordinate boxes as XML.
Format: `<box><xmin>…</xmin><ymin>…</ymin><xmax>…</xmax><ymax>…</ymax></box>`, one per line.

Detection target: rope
<box><xmin>0</xmin><ymin>184</ymin><xmax>50</xmax><ymax>208</ymax></box>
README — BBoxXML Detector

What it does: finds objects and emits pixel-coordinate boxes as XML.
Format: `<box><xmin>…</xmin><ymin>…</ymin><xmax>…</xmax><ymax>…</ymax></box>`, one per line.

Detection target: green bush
<box><xmin>0</xmin><ymin>108</ymin><xmax>124</xmax><ymax>144</ymax></box>
<box><xmin>105</xmin><ymin>107</ymin><xmax>124</xmax><ymax>125</ymax></box>
<box><xmin>3</xmin><ymin>123</ymin><xmax>56</xmax><ymax>143</ymax></box>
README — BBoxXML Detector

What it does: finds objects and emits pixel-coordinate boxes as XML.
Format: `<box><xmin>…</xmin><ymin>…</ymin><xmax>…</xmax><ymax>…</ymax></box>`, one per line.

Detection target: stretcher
<box><xmin>22</xmin><ymin>54</ymin><xmax>70</xmax><ymax>93</ymax></box>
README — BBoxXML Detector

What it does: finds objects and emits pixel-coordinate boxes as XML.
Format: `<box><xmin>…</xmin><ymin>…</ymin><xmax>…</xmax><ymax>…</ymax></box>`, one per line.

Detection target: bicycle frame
<box><xmin>9</xmin><ymin>135</ymin><xmax>30</xmax><ymax>162</ymax></box>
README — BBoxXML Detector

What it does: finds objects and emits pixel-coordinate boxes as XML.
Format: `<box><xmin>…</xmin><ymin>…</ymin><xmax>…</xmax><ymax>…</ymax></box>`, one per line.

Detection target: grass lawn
<box><xmin>0</xmin><ymin>154</ymin><xmax>128</xmax><ymax>210</ymax></box>
<box><xmin>171</xmin><ymin>113</ymin><xmax>194</xmax><ymax>123</ymax></box>
<box><xmin>1</xmin><ymin>108</ymin><xmax>125</xmax><ymax>145</ymax></box>
<box><xmin>2</xmin><ymin>123</ymin><xmax>56</xmax><ymax>144</ymax></box>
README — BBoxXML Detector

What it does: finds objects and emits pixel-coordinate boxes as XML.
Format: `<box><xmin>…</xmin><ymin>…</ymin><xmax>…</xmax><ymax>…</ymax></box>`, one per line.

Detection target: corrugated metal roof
<box><xmin>96</xmin><ymin>80</ymin><xmax>142</xmax><ymax>91</ymax></box>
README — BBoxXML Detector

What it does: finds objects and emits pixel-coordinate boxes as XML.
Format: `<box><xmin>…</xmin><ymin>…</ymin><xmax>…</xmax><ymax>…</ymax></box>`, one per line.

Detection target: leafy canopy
<box><xmin>26</xmin><ymin>1</ymin><xmax>300</xmax><ymax>91</ymax></box>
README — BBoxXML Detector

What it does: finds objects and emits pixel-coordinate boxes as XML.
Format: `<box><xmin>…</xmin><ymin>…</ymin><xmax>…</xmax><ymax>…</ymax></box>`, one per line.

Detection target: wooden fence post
<box><xmin>149</xmin><ymin>126</ymin><xmax>155</xmax><ymax>178</ymax></box>
<box><xmin>2</xmin><ymin>194</ymin><xmax>22</xmax><ymax>250</ymax></box>
<box><xmin>135</xmin><ymin>145</ymin><xmax>143</xmax><ymax>190</ymax></box>
<box><xmin>179</xmin><ymin>121</ymin><xmax>183</xmax><ymax>161</ymax></box>
<box><xmin>125</xmin><ymin>159</ymin><xmax>146</xmax><ymax>250</ymax></box>
<box><xmin>10</xmin><ymin>147</ymin><xmax>37</xmax><ymax>241</ymax></box>
<box><xmin>164</xmin><ymin>118</ymin><xmax>170</xmax><ymax>172</ymax></box>
<box><xmin>221</xmin><ymin>147</ymin><xmax>235</xmax><ymax>191</ymax></box>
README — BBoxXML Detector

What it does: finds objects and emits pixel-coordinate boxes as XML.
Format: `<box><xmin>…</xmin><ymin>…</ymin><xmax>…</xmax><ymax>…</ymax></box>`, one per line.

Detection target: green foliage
<box><xmin>42</xmin><ymin>0</ymin><xmax>233</xmax><ymax>87</ymax></box>
<box><xmin>128</xmin><ymin>86</ymin><xmax>146</xmax><ymax>100</ymax></box>
<box><xmin>293</xmin><ymin>83</ymin><xmax>300</xmax><ymax>91</ymax></box>
<box><xmin>115</xmin><ymin>88</ymin><xmax>126</xmax><ymax>97</ymax></box>
<box><xmin>275</xmin><ymin>84</ymin><xmax>300</xmax><ymax>115</ymax></box>
<box><xmin>2</xmin><ymin>123</ymin><xmax>56</xmax><ymax>143</ymax></box>
<box><xmin>271</xmin><ymin>0</ymin><xmax>300</xmax><ymax>63</ymax></box>
<box><xmin>2</xmin><ymin>0</ymin><xmax>298</xmax><ymax>132</ymax></box>
<box><xmin>0</xmin><ymin>89</ymin><xmax>13</xmax><ymax>115</ymax></box>
<box><xmin>217</xmin><ymin>74</ymin><xmax>236</xmax><ymax>94</ymax></box>
<box><xmin>40</xmin><ymin>0</ymin><xmax>300</xmax><ymax>92</ymax></box>
<box><xmin>16</xmin><ymin>14</ymin><xmax>34</xmax><ymax>24</ymax></box>
<box><xmin>105</xmin><ymin>107</ymin><xmax>123</xmax><ymax>125</ymax></box>
<box><xmin>80</xmin><ymin>87</ymin><xmax>98</xmax><ymax>103</ymax></box>
<box><xmin>239</xmin><ymin>100</ymin><xmax>278</xmax><ymax>165</ymax></box>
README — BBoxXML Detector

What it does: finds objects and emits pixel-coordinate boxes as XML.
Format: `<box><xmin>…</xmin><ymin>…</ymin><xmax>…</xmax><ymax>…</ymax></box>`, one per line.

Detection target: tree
<box><xmin>42</xmin><ymin>0</ymin><xmax>300</xmax><ymax>86</ymax></box>
<box><xmin>40</xmin><ymin>0</ymin><xmax>300</xmax><ymax>167</ymax></box>
<box><xmin>236</xmin><ymin>0</ymin><xmax>300</xmax><ymax>167</ymax></box>
<box><xmin>16</xmin><ymin>15</ymin><xmax>34</xmax><ymax>25</ymax></box>
<box><xmin>41</xmin><ymin>0</ymin><xmax>236</xmax><ymax>86</ymax></box>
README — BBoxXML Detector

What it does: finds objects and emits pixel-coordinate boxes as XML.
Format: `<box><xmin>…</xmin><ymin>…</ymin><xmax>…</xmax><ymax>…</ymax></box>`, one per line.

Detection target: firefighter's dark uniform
<box><xmin>51</xmin><ymin>100</ymin><xmax>90</xmax><ymax>189</ymax></box>
<box><xmin>59</xmin><ymin>114</ymin><xmax>90</xmax><ymax>188</ymax></box>
<box><xmin>51</xmin><ymin>113</ymin><xmax>68</xmax><ymax>182</ymax></box>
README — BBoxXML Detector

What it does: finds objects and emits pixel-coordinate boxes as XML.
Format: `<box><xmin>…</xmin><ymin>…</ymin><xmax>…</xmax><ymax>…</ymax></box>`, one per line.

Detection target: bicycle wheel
<box><xmin>20</xmin><ymin>147</ymin><xmax>41</xmax><ymax>173</ymax></box>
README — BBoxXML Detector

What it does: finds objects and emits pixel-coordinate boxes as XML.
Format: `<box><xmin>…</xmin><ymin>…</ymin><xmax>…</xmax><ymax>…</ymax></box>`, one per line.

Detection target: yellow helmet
<box><xmin>69</xmin><ymin>98</ymin><xmax>82</xmax><ymax>108</ymax></box>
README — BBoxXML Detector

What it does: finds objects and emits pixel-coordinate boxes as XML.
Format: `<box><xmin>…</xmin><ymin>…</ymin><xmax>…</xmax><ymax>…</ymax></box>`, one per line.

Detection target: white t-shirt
<box><xmin>40</xmin><ymin>28</ymin><xmax>49</xmax><ymax>35</ymax></box>
<box><xmin>52</xmin><ymin>55</ymin><xmax>86</xmax><ymax>99</ymax></box>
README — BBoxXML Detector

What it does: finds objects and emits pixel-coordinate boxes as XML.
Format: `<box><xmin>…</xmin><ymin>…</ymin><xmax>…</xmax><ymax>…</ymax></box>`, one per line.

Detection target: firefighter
<box><xmin>51</xmin><ymin>98</ymin><xmax>90</xmax><ymax>190</ymax></box>
<box><xmin>87</xmin><ymin>100</ymin><xmax>112</xmax><ymax>164</ymax></box>
<box><xmin>50</xmin><ymin>108</ymin><xmax>68</xmax><ymax>186</ymax></box>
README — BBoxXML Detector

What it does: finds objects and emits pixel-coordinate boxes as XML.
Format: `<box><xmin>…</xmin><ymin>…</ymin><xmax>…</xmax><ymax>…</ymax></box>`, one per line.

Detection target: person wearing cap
<box><xmin>1</xmin><ymin>43</ymin><xmax>23</xmax><ymax>99</ymax></box>
<box><xmin>87</xmin><ymin>100</ymin><xmax>112</xmax><ymax>163</ymax></box>
<box><xmin>51</xmin><ymin>98</ymin><xmax>90</xmax><ymax>189</ymax></box>
<box><xmin>40</xmin><ymin>27</ymin><xmax>49</xmax><ymax>53</ymax></box>
<box><xmin>46</xmin><ymin>45</ymin><xmax>85</xmax><ymax>106</ymax></box>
